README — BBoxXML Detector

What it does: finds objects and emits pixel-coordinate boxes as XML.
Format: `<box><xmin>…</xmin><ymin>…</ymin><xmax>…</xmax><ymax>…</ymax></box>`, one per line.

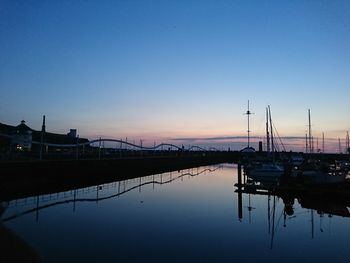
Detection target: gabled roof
<box><xmin>15</xmin><ymin>121</ymin><xmax>33</xmax><ymax>134</ymax></box>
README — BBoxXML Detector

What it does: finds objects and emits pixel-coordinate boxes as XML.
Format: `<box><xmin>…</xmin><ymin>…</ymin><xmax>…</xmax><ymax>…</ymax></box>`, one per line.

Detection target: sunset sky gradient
<box><xmin>1</xmin><ymin>0</ymin><xmax>349</xmax><ymax>152</ymax></box>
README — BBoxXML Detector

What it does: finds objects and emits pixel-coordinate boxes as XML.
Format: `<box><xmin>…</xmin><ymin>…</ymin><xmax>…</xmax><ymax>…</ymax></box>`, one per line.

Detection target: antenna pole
<box><xmin>244</xmin><ymin>100</ymin><xmax>254</xmax><ymax>148</ymax></box>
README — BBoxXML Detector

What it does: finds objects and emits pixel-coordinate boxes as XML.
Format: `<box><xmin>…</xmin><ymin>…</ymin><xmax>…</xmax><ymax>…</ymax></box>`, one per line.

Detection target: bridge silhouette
<box><xmin>35</xmin><ymin>137</ymin><xmax>220</xmax><ymax>152</ymax></box>
<box><xmin>1</xmin><ymin>132</ymin><xmax>221</xmax><ymax>151</ymax></box>
<box><xmin>1</xmin><ymin>132</ymin><xmax>225</xmax><ymax>161</ymax></box>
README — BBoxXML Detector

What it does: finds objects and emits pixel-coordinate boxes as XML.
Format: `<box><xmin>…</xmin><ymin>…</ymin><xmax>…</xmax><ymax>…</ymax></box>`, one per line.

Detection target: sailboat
<box><xmin>298</xmin><ymin>109</ymin><xmax>347</xmax><ymax>184</ymax></box>
<box><xmin>248</xmin><ymin>106</ymin><xmax>284</xmax><ymax>179</ymax></box>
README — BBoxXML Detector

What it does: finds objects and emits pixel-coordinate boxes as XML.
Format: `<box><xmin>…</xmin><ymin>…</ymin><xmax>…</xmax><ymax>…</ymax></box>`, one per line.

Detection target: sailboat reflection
<box><xmin>235</xmin><ymin>172</ymin><xmax>350</xmax><ymax>248</ymax></box>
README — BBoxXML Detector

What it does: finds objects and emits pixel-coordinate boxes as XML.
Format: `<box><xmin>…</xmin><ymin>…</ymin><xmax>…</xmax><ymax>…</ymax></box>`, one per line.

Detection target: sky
<box><xmin>0</xmin><ymin>0</ymin><xmax>349</xmax><ymax>152</ymax></box>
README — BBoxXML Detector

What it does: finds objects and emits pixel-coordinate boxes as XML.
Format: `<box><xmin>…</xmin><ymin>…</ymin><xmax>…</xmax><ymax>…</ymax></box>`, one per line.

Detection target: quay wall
<box><xmin>0</xmin><ymin>153</ymin><xmax>237</xmax><ymax>200</ymax></box>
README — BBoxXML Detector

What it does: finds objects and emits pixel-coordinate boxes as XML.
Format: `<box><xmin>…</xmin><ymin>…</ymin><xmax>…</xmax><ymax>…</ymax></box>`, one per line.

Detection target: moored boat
<box><xmin>295</xmin><ymin>159</ymin><xmax>347</xmax><ymax>185</ymax></box>
<box><xmin>247</xmin><ymin>105</ymin><xmax>285</xmax><ymax>179</ymax></box>
<box><xmin>248</xmin><ymin>162</ymin><xmax>284</xmax><ymax>178</ymax></box>
<box><xmin>302</xmin><ymin>170</ymin><xmax>346</xmax><ymax>184</ymax></box>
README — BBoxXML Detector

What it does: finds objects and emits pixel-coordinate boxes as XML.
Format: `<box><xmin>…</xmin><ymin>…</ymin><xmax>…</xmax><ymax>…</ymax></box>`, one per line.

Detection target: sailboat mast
<box><xmin>248</xmin><ymin>101</ymin><xmax>250</xmax><ymax>147</ymax></box>
<box><xmin>305</xmin><ymin>133</ymin><xmax>308</xmax><ymax>153</ymax></box>
<box><xmin>308</xmin><ymin>109</ymin><xmax>312</xmax><ymax>153</ymax></box>
<box><xmin>268</xmin><ymin>105</ymin><xmax>274</xmax><ymax>153</ymax></box>
<box><xmin>322</xmin><ymin>132</ymin><xmax>325</xmax><ymax>153</ymax></box>
<box><xmin>266</xmin><ymin>107</ymin><xmax>270</xmax><ymax>153</ymax></box>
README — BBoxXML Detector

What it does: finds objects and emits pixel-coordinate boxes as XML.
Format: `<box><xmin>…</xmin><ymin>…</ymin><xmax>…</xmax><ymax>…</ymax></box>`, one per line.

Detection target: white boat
<box><xmin>249</xmin><ymin>162</ymin><xmax>284</xmax><ymax>178</ymax></box>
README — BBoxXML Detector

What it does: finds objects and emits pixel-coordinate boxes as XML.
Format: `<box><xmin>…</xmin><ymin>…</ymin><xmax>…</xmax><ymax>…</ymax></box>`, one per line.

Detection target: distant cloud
<box><xmin>170</xmin><ymin>136</ymin><xmax>305</xmax><ymax>142</ymax></box>
<box><xmin>170</xmin><ymin>136</ymin><xmax>247</xmax><ymax>141</ymax></box>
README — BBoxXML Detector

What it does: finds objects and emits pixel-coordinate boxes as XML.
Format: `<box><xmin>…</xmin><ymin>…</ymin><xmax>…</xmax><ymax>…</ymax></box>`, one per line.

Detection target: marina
<box><xmin>1</xmin><ymin>1</ymin><xmax>350</xmax><ymax>262</ymax></box>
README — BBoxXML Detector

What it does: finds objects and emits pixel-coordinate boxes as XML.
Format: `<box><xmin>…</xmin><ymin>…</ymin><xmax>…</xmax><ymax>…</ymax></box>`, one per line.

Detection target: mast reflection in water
<box><xmin>2</xmin><ymin>164</ymin><xmax>350</xmax><ymax>262</ymax></box>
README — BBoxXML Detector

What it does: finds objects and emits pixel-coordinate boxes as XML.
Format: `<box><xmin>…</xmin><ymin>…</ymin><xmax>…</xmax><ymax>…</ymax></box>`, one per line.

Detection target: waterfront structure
<box><xmin>67</xmin><ymin>129</ymin><xmax>77</xmax><ymax>138</ymax></box>
<box><xmin>0</xmin><ymin>120</ymin><xmax>88</xmax><ymax>153</ymax></box>
<box><xmin>12</xmin><ymin>120</ymin><xmax>33</xmax><ymax>151</ymax></box>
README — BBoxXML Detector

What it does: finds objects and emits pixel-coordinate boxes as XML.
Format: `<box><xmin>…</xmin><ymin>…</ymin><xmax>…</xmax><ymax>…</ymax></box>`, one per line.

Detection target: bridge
<box><xmin>1</xmin><ymin>132</ymin><xmax>222</xmax><ymax>160</ymax></box>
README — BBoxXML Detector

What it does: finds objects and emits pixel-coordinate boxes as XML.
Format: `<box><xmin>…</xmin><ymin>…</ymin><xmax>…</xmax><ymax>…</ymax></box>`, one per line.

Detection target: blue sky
<box><xmin>1</xmin><ymin>0</ymin><xmax>349</xmax><ymax>151</ymax></box>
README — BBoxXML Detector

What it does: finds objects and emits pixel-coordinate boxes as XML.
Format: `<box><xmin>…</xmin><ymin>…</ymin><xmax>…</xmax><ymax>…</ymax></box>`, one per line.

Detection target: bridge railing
<box><xmin>30</xmin><ymin>138</ymin><xmax>219</xmax><ymax>151</ymax></box>
<box><xmin>0</xmin><ymin>133</ymin><xmax>224</xmax><ymax>160</ymax></box>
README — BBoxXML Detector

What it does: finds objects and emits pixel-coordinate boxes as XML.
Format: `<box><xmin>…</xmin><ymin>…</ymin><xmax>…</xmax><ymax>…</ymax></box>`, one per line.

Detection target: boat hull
<box><xmin>302</xmin><ymin>170</ymin><xmax>346</xmax><ymax>184</ymax></box>
<box><xmin>248</xmin><ymin>163</ymin><xmax>284</xmax><ymax>178</ymax></box>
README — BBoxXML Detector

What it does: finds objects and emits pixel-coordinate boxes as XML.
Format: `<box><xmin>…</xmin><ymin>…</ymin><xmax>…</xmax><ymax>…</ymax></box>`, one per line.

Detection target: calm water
<box><xmin>2</xmin><ymin>164</ymin><xmax>350</xmax><ymax>262</ymax></box>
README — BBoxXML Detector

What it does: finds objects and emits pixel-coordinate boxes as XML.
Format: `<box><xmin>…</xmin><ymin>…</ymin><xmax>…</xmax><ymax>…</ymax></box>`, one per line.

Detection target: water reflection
<box><xmin>1</xmin><ymin>164</ymin><xmax>350</xmax><ymax>262</ymax></box>
<box><xmin>236</xmin><ymin>169</ymin><xmax>350</xmax><ymax>250</ymax></box>
<box><xmin>1</xmin><ymin>166</ymin><xmax>222</xmax><ymax>223</ymax></box>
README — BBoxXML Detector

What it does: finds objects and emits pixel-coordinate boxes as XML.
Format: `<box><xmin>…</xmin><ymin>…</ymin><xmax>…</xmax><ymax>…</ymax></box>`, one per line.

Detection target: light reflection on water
<box><xmin>2</xmin><ymin>164</ymin><xmax>350</xmax><ymax>262</ymax></box>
